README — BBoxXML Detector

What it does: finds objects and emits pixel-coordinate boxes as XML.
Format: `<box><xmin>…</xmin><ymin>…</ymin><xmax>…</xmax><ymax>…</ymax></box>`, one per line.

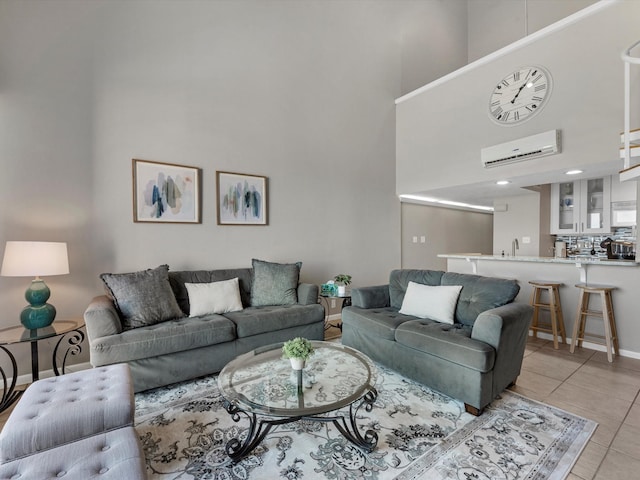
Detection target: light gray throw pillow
<box><xmin>100</xmin><ymin>264</ymin><xmax>183</xmax><ymax>330</ymax></box>
<box><xmin>250</xmin><ymin>259</ymin><xmax>301</xmax><ymax>306</ymax></box>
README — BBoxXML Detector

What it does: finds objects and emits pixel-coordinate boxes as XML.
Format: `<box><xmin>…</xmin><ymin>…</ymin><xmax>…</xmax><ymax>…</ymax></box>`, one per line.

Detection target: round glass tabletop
<box><xmin>0</xmin><ymin>319</ymin><xmax>84</xmax><ymax>345</ymax></box>
<box><xmin>218</xmin><ymin>340</ymin><xmax>377</xmax><ymax>417</ymax></box>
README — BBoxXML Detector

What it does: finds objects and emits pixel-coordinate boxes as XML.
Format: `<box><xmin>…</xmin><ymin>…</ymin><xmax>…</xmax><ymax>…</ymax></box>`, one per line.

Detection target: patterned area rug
<box><xmin>135</xmin><ymin>364</ymin><xmax>595</xmax><ymax>480</ymax></box>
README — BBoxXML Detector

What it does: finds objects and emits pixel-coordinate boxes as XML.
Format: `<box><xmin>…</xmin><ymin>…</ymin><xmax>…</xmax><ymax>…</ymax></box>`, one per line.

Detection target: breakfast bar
<box><xmin>438</xmin><ymin>254</ymin><xmax>640</xmax><ymax>358</ymax></box>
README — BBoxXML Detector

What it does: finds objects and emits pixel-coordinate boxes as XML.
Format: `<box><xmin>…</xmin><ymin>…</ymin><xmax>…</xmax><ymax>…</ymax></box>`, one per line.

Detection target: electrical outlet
<box><xmin>522</xmin><ymin>236</ymin><xmax>531</xmax><ymax>244</ymax></box>
<box><xmin>420</xmin><ymin>236</ymin><xmax>426</xmax><ymax>243</ymax></box>
<box><xmin>412</xmin><ymin>236</ymin><xmax>418</xmax><ymax>243</ymax></box>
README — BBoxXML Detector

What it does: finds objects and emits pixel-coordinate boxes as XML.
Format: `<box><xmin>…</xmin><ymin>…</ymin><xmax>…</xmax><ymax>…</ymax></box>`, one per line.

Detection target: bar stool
<box><xmin>528</xmin><ymin>280</ymin><xmax>566</xmax><ymax>349</ymax></box>
<box><xmin>571</xmin><ymin>283</ymin><xmax>619</xmax><ymax>362</ymax></box>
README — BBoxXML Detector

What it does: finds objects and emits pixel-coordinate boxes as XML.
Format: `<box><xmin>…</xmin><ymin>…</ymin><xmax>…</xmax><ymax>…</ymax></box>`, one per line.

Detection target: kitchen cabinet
<box><xmin>611</xmin><ymin>174</ymin><xmax>637</xmax><ymax>202</ymax></box>
<box><xmin>550</xmin><ymin>177</ymin><xmax>611</xmax><ymax>234</ymax></box>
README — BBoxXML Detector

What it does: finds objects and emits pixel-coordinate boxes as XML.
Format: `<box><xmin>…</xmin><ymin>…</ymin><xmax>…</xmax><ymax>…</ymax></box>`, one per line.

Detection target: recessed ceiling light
<box><xmin>496</xmin><ymin>180</ymin><xmax>510</xmax><ymax>185</ymax></box>
<box><xmin>565</xmin><ymin>169</ymin><xmax>583</xmax><ymax>175</ymax></box>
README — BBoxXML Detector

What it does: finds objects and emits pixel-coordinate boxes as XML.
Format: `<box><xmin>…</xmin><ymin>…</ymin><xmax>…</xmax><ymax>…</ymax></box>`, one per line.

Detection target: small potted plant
<box><xmin>282</xmin><ymin>337</ymin><xmax>315</xmax><ymax>370</ymax></box>
<box><xmin>333</xmin><ymin>274</ymin><xmax>352</xmax><ymax>296</ymax></box>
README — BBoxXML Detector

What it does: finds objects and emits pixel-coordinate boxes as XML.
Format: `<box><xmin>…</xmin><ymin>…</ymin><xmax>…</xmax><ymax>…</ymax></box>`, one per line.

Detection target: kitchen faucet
<box><xmin>512</xmin><ymin>238</ymin><xmax>519</xmax><ymax>256</ymax></box>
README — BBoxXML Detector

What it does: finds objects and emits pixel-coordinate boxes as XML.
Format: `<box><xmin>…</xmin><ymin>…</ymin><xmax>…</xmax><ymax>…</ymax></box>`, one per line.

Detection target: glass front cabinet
<box><xmin>550</xmin><ymin>177</ymin><xmax>611</xmax><ymax>234</ymax></box>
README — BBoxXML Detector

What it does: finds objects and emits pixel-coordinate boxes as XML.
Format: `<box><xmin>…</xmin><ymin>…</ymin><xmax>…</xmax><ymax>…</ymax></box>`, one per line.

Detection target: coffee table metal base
<box><xmin>222</xmin><ymin>387</ymin><xmax>378</xmax><ymax>463</ymax></box>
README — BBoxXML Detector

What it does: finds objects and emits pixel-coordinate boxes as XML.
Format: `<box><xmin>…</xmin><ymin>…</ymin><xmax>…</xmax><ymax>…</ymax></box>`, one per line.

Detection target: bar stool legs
<box><xmin>571</xmin><ymin>283</ymin><xmax>619</xmax><ymax>362</ymax></box>
<box><xmin>528</xmin><ymin>281</ymin><xmax>566</xmax><ymax>349</ymax></box>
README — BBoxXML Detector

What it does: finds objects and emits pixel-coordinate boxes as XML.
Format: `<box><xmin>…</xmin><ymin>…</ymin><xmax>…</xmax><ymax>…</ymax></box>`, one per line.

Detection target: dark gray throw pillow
<box><xmin>250</xmin><ymin>259</ymin><xmax>301</xmax><ymax>306</ymax></box>
<box><xmin>100</xmin><ymin>264</ymin><xmax>184</xmax><ymax>330</ymax></box>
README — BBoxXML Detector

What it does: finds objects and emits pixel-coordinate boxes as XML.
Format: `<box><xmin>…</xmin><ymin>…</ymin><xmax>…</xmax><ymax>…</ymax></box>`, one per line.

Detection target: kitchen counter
<box><xmin>438</xmin><ymin>254</ymin><xmax>638</xmax><ymax>267</ymax></box>
<box><xmin>440</xmin><ymin>253</ymin><xmax>640</xmax><ymax>358</ymax></box>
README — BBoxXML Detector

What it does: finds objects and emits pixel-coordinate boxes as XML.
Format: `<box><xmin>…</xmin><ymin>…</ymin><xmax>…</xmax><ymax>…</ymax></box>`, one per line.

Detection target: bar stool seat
<box><xmin>571</xmin><ymin>283</ymin><xmax>619</xmax><ymax>362</ymax></box>
<box><xmin>528</xmin><ymin>280</ymin><xmax>566</xmax><ymax>349</ymax></box>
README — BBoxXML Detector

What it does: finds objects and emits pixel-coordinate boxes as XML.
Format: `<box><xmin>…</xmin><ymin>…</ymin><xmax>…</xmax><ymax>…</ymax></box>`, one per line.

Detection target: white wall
<box><xmin>401</xmin><ymin>202</ymin><xmax>493</xmax><ymax>271</ymax></box>
<box><xmin>0</xmin><ymin>0</ymin><xmax>469</xmax><ymax>375</ymax></box>
<box><xmin>467</xmin><ymin>0</ymin><xmax>597</xmax><ymax>62</ymax></box>
<box><xmin>397</xmin><ymin>1</ymin><xmax>640</xmax><ymax>198</ymax></box>
<box><xmin>493</xmin><ymin>191</ymin><xmax>549</xmax><ymax>256</ymax></box>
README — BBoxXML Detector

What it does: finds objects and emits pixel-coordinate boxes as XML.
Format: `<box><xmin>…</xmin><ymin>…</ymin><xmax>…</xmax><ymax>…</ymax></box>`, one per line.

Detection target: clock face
<box><xmin>489</xmin><ymin>66</ymin><xmax>552</xmax><ymax>125</ymax></box>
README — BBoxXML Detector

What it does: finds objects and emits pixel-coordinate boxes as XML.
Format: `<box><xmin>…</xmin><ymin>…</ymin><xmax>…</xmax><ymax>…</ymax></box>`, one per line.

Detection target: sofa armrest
<box><xmin>472</xmin><ymin>302</ymin><xmax>533</xmax><ymax>395</ymax></box>
<box><xmin>297</xmin><ymin>283</ymin><xmax>319</xmax><ymax>305</ymax></box>
<box><xmin>84</xmin><ymin>295</ymin><xmax>123</xmax><ymax>340</ymax></box>
<box><xmin>471</xmin><ymin>303</ymin><xmax>533</xmax><ymax>351</ymax></box>
<box><xmin>351</xmin><ymin>285</ymin><xmax>390</xmax><ymax>309</ymax></box>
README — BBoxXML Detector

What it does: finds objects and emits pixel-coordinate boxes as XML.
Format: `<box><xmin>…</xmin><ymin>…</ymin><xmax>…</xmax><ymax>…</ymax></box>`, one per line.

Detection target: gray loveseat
<box><xmin>341</xmin><ymin>269</ymin><xmax>532</xmax><ymax>415</ymax></box>
<box><xmin>84</xmin><ymin>261</ymin><xmax>325</xmax><ymax>392</ymax></box>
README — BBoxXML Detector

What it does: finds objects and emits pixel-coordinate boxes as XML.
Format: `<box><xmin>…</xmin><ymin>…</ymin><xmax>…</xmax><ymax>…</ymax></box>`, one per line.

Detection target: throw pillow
<box><xmin>100</xmin><ymin>264</ymin><xmax>183</xmax><ymax>330</ymax></box>
<box><xmin>250</xmin><ymin>258</ymin><xmax>301</xmax><ymax>306</ymax></box>
<box><xmin>398</xmin><ymin>281</ymin><xmax>463</xmax><ymax>324</ymax></box>
<box><xmin>185</xmin><ymin>278</ymin><xmax>243</xmax><ymax>316</ymax></box>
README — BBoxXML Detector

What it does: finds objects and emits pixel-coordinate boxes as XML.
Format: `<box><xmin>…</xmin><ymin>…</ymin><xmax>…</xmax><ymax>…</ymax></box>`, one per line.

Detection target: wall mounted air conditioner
<box><xmin>481</xmin><ymin>129</ymin><xmax>561</xmax><ymax>168</ymax></box>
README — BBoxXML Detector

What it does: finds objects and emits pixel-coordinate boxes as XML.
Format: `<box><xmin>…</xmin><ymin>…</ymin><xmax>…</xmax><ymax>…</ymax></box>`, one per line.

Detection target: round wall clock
<box><xmin>488</xmin><ymin>65</ymin><xmax>552</xmax><ymax>126</ymax></box>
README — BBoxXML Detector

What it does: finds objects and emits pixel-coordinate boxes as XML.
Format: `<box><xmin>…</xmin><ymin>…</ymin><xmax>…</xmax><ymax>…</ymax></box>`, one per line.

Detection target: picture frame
<box><xmin>132</xmin><ymin>159</ymin><xmax>202</xmax><ymax>224</ymax></box>
<box><xmin>216</xmin><ymin>171</ymin><xmax>268</xmax><ymax>225</ymax></box>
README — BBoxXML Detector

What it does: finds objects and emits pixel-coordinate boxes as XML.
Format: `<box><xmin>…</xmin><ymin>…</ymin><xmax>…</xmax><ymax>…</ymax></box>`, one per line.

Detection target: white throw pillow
<box><xmin>398</xmin><ymin>281</ymin><xmax>463</xmax><ymax>324</ymax></box>
<box><xmin>185</xmin><ymin>278</ymin><xmax>243</xmax><ymax>317</ymax></box>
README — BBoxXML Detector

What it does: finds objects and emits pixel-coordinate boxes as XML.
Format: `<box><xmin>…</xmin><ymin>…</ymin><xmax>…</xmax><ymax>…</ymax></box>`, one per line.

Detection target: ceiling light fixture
<box><xmin>496</xmin><ymin>180</ymin><xmax>511</xmax><ymax>185</ymax></box>
<box><xmin>565</xmin><ymin>169</ymin><xmax>583</xmax><ymax>175</ymax></box>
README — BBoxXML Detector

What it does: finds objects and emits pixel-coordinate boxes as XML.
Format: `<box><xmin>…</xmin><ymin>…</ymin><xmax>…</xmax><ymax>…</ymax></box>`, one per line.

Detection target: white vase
<box><xmin>289</xmin><ymin>357</ymin><xmax>306</xmax><ymax>370</ymax></box>
<box><xmin>337</xmin><ymin>285</ymin><xmax>346</xmax><ymax>296</ymax></box>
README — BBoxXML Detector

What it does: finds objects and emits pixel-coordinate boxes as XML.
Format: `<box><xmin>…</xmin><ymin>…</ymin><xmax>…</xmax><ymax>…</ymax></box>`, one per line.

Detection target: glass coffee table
<box><xmin>218</xmin><ymin>340</ymin><xmax>378</xmax><ymax>462</ymax></box>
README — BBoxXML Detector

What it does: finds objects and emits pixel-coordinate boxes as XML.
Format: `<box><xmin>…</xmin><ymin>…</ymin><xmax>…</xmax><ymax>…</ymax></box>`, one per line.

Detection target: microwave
<box><xmin>611</xmin><ymin>201</ymin><xmax>636</xmax><ymax>227</ymax></box>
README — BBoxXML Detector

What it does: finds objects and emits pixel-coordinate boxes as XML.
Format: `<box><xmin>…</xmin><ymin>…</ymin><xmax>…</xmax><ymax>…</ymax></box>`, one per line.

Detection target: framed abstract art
<box><xmin>132</xmin><ymin>159</ymin><xmax>201</xmax><ymax>223</ymax></box>
<box><xmin>216</xmin><ymin>171</ymin><xmax>268</xmax><ymax>225</ymax></box>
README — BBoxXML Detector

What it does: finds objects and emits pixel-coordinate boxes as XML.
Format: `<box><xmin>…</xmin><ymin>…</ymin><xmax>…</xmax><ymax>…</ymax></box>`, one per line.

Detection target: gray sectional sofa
<box><xmin>84</xmin><ymin>261</ymin><xmax>325</xmax><ymax>392</ymax></box>
<box><xmin>341</xmin><ymin>269</ymin><xmax>533</xmax><ymax>415</ymax></box>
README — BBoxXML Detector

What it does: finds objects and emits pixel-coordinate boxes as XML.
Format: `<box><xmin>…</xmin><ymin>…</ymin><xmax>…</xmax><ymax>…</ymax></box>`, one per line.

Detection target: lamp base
<box><xmin>20</xmin><ymin>304</ymin><xmax>56</xmax><ymax>329</ymax></box>
<box><xmin>21</xmin><ymin>279</ymin><xmax>56</xmax><ymax>329</ymax></box>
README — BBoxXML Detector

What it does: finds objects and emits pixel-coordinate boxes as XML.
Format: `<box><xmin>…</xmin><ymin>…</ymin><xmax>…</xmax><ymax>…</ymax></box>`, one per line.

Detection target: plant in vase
<box><xmin>282</xmin><ymin>337</ymin><xmax>315</xmax><ymax>370</ymax></box>
<box><xmin>333</xmin><ymin>274</ymin><xmax>352</xmax><ymax>296</ymax></box>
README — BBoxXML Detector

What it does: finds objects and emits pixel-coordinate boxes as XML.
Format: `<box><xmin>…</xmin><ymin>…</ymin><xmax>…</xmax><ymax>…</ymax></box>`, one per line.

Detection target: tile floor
<box><xmin>510</xmin><ymin>337</ymin><xmax>640</xmax><ymax>480</ymax></box>
<box><xmin>1</xmin><ymin>334</ymin><xmax>638</xmax><ymax>479</ymax></box>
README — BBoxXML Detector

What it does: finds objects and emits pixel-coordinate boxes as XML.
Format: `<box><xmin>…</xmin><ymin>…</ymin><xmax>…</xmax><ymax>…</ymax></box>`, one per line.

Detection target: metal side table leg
<box><xmin>53</xmin><ymin>329</ymin><xmax>85</xmax><ymax>376</ymax></box>
<box><xmin>0</xmin><ymin>345</ymin><xmax>23</xmax><ymax>413</ymax></box>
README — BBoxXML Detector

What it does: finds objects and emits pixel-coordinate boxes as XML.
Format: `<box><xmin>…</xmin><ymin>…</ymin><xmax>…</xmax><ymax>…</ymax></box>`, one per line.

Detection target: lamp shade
<box><xmin>1</xmin><ymin>241</ymin><xmax>69</xmax><ymax>277</ymax></box>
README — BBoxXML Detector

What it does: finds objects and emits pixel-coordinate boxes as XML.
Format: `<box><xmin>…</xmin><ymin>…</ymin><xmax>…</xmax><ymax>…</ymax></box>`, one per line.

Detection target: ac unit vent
<box><xmin>481</xmin><ymin>130</ymin><xmax>561</xmax><ymax>168</ymax></box>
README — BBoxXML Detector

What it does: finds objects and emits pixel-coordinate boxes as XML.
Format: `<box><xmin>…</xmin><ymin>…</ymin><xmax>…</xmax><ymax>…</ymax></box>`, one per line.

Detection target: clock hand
<box><xmin>510</xmin><ymin>82</ymin><xmax>528</xmax><ymax>104</ymax></box>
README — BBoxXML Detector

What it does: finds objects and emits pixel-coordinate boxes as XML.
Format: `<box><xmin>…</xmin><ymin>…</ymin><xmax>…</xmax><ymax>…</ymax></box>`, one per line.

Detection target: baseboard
<box><xmin>530</xmin><ymin>332</ymin><xmax>640</xmax><ymax>359</ymax></box>
<box><xmin>16</xmin><ymin>361</ymin><xmax>92</xmax><ymax>386</ymax></box>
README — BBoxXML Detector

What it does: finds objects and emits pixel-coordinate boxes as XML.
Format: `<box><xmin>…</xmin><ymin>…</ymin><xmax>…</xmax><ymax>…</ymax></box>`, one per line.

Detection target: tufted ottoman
<box><xmin>0</xmin><ymin>364</ymin><xmax>146</xmax><ymax>479</ymax></box>
<box><xmin>0</xmin><ymin>427</ymin><xmax>145</xmax><ymax>479</ymax></box>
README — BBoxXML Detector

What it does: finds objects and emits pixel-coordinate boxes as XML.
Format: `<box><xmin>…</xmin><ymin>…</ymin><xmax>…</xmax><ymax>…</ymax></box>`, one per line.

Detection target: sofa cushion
<box><xmin>441</xmin><ymin>272</ymin><xmax>520</xmax><ymax>326</ymax></box>
<box><xmin>389</xmin><ymin>269</ymin><xmax>445</xmax><ymax>309</ymax></box>
<box><xmin>250</xmin><ymin>259</ymin><xmax>301</xmax><ymax>306</ymax></box>
<box><xmin>395</xmin><ymin>320</ymin><xmax>496</xmax><ymax>373</ymax></box>
<box><xmin>100</xmin><ymin>265</ymin><xmax>183</xmax><ymax>330</ymax></box>
<box><xmin>89</xmin><ymin>315</ymin><xmax>236</xmax><ymax>365</ymax></box>
<box><xmin>186</xmin><ymin>278</ymin><xmax>243</xmax><ymax>316</ymax></box>
<box><xmin>169</xmin><ymin>268</ymin><xmax>253</xmax><ymax>314</ymax></box>
<box><xmin>399</xmin><ymin>282</ymin><xmax>462</xmax><ymax>324</ymax></box>
<box><xmin>341</xmin><ymin>306</ymin><xmax>416</xmax><ymax>341</ymax></box>
<box><xmin>224</xmin><ymin>303</ymin><xmax>323</xmax><ymax>338</ymax></box>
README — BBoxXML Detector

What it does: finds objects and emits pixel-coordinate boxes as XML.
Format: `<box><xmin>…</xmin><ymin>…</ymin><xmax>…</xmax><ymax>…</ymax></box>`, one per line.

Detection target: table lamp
<box><xmin>1</xmin><ymin>241</ymin><xmax>69</xmax><ymax>329</ymax></box>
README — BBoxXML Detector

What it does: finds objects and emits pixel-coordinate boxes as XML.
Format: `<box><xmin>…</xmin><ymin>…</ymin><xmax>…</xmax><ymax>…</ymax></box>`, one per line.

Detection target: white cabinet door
<box><xmin>550</xmin><ymin>177</ymin><xmax>611</xmax><ymax>234</ymax></box>
<box><xmin>550</xmin><ymin>181</ymin><xmax>580</xmax><ymax>234</ymax></box>
<box><xmin>580</xmin><ymin>177</ymin><xmax>611</xmax><ymax>234</ymax></box>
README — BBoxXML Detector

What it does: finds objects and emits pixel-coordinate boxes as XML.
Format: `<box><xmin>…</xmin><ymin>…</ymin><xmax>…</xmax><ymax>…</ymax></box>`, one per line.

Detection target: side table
<box><xmin>319</xmin><ymin>292</ymin><xmax>352</xmax><ymax>331</ymax></box>
<box><xmin>0</xmin><ymin>319</ymin><xmax>85</xmax><ymax>413</ymax></box>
